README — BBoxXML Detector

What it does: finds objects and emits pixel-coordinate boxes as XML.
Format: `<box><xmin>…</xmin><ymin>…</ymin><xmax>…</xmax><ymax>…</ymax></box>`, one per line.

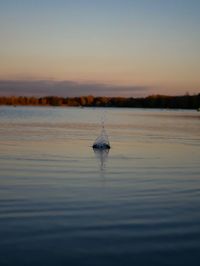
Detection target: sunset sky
<box><xmin>0</xmin><ymin>0</ymin><xmax>200</xmax><ymax>97</ymax></box>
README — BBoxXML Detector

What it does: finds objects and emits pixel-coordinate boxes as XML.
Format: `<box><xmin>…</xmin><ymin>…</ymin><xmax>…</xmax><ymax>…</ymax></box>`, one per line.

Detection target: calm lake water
<box><xmin>0</xmin><ymin>106</ymin><xmax>200</xmax><ymax>266</ymax></box>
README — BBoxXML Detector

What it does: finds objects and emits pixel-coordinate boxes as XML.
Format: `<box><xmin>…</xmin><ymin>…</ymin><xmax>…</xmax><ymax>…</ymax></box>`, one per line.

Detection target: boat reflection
<box><xmin>93</xmin><ymin>148</ymin><xmax>110</xmax><ymax>171</ymax></box>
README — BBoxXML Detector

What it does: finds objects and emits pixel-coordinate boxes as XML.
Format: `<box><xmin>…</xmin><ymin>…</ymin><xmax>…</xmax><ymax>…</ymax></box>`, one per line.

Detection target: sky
<box><xmin>0</xmin><ymin>0</ymin><xmax>200</xmax><ymax>97</ymax></box>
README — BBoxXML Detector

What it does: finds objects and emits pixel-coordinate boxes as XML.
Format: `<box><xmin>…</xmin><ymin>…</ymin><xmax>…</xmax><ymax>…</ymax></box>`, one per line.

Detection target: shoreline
<box><xmin>0</xmin><ymin>94</ymin><xmax>199</xmax><ymax>110</ymax></box>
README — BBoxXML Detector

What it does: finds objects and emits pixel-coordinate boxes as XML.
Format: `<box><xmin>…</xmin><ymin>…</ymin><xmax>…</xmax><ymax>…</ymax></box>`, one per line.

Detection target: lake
<box><xmin>0</xmin><ymin>106</ymin><xmax>200</xmax><ymax>266</ymax></box>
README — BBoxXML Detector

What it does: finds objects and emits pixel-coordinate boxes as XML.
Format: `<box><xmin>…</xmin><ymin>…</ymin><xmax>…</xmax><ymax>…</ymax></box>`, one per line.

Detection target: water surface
<box><xmin>0</xmin><ymin>107</ymin><xmax>200</xmax><ymax>266</ymax></box>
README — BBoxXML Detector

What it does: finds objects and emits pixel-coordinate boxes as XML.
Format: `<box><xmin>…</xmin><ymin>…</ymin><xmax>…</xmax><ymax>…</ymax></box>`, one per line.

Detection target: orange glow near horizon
<box><xmin>0</xmin><ymin>1</ymin><xmax>200</xmax><ymax>96</ymax></box>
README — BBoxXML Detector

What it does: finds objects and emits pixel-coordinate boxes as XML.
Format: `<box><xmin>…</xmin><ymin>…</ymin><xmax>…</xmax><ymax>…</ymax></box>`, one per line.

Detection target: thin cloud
<box><xmin>0</xmin><ymin>80</ymin><xmax>150</xmax><ymax>97</ymax></box>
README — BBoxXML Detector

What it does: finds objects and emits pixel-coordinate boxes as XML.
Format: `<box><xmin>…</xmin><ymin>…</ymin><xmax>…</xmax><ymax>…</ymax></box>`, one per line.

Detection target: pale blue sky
<box><xmin>0</xmin><ymin>0</ymin><xmax>200</xmax><ymax>96</ymax></box>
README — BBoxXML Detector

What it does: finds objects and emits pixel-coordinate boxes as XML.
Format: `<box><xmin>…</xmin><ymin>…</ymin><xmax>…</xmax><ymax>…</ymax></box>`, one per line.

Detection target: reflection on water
<box><xmin>0</xmin><ymin>107</ymin><xmax>200</xmax><ymax>266</ymax></box>
<box><xmin>93</xmin><ymin>148</ymin><xmax>110</xmax><ymax>171</ymax></box>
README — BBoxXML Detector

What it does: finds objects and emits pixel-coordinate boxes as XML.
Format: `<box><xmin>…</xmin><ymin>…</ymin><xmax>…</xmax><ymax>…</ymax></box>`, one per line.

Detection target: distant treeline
<box><xmin>0</xmin><ymin>94</ymin><xmax>200</xmax><ymax>109</ymax></box>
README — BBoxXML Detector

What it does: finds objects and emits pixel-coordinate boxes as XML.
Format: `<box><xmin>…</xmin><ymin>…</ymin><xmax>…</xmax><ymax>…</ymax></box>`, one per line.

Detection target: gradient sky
<box><xmin>0</xmin><ymin>0</ymin><xmax>200</xmax><ymax>96</ymax></box>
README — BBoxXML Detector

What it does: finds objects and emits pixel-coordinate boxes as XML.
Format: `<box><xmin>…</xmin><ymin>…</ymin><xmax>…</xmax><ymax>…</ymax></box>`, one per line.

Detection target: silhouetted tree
<box><xmin>0</xmin><ymin>93</ymin><xmax>199</xmax><ymax>109</ymax></box>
